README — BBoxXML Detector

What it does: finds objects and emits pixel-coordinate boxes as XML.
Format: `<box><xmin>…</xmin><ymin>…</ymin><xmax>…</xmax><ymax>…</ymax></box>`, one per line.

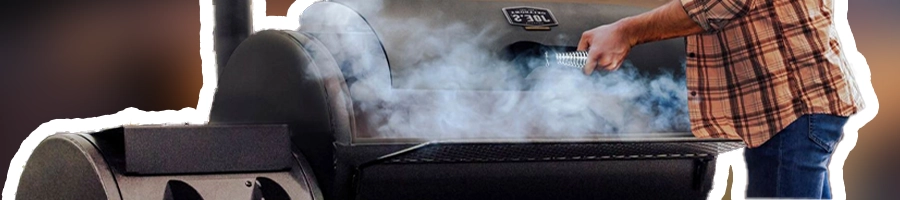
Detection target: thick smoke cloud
<box><xmin>304</xmin><ymin>1</ymin><xmax>690</xmax><ymax>140</ymax></box>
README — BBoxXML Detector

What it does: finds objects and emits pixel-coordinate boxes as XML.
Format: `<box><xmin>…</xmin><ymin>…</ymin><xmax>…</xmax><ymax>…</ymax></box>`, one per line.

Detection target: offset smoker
<box><xmin>17</xmin><ymin>0</ymin><xmax>743</xmax><ymax>200</ymax></box>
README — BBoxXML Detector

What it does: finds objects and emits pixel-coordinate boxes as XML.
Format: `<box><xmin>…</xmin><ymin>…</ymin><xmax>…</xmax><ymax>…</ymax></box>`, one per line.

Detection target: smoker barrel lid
<box><xmin>296</xmin><ymin>0</ymin><xmax>693</xmax><ymax>143</ymax></box>
<box><xmin>302</xmin><ymin>0</ymin><xmax>686</xmax><ymax>86</ymax></box>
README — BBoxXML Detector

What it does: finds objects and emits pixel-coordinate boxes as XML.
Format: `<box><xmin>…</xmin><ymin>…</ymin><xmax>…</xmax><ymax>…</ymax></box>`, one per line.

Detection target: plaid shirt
<box><xmin>679</xmin><ymin>0</ymin><xmax>865</xmax><ymax>147</ymax></box>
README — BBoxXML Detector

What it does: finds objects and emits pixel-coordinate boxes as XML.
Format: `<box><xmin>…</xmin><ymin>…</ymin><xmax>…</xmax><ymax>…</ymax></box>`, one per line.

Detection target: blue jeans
<box><xmin>744</xmin><ymin>114</ymin><xmax>849</xmax><ymax>199</ymax></box>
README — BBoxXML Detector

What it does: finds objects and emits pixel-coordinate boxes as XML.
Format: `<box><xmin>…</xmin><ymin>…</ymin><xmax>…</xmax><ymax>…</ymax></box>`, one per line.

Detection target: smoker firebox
<box><xmin>15</xmin><ymin>1</ymin><xmax>743</xmax><ymax>199</ymax></box>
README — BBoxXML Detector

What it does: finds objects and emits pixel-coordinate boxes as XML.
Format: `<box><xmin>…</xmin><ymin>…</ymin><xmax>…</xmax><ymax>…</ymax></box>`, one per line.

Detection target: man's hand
<box><xmin>575</xmin><ymin>0</ymin><xmax>706</xmax><ymax>75</ymax></box>
<box><xmin>577</xmin><ymin>23</ymin><xmax>634</xmax><ymax>75</ymax></box>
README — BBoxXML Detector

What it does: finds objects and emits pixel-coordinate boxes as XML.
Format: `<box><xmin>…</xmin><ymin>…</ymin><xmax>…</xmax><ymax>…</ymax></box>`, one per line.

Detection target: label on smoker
<box><xmin>502</xmin><ymin>6</ymin><xmax>558</xmax><ymax>30</ymax></box>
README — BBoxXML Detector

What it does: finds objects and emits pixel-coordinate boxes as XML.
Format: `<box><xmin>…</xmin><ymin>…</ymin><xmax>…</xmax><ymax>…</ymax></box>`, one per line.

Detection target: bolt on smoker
<box><xmin>16</xmin><ymin>0</ymin><xmax>743</xmax><ymax>200</ymax></box>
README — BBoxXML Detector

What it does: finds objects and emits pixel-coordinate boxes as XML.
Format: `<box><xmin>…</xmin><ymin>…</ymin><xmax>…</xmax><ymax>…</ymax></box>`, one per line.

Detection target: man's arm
<box><xmin>576</xmin><ymin>0</ymin><xmax>705</xmax><ymax>74</ymax></box>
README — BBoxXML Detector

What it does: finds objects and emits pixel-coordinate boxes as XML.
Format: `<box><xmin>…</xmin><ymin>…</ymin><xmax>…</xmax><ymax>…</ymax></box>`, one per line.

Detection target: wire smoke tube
<box><xmin>547</xmin><ymin>51</ymin><xmax>589</xmax><ymax>69</ymax></box>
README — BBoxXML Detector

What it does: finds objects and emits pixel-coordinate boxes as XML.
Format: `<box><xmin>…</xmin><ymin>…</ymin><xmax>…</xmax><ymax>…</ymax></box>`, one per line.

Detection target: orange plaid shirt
<box><xmin>679</xmin><ymin>0</ymin><xmax>865</xmax><ymax>147</ymax></box>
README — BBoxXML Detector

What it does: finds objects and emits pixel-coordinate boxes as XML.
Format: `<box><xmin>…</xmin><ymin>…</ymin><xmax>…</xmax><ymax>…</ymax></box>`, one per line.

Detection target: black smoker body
<box><xmin>16</xmin><ymin>1</ymin><xmax>743</xmax><ymax>199</ymax></box>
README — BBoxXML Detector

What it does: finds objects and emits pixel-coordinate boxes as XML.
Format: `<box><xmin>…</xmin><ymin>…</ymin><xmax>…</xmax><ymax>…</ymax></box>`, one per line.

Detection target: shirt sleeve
<box><xmin>680</xmin><ymin>0</ymin><xmax>754</xmax><ymax>31</ymax></box>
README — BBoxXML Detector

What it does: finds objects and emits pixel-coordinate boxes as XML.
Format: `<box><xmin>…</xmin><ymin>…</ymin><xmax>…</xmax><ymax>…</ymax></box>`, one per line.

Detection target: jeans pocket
<box><xmin>807</xmin><ymin>114</ymin><xmax>849</xmax><ymax>153</ymax></box>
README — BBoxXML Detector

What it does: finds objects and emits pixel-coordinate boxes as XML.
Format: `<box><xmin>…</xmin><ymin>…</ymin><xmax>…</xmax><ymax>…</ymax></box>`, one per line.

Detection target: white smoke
<box><xmin>307</xmin><ymin>1</ymin><xmax>690</xmax><ymax>140</ymax></box>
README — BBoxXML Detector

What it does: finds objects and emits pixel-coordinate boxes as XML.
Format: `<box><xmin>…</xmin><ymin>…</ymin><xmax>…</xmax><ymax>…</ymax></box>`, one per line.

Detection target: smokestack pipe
<box><xmin>214</xmin><ymin>0</ymin><xmax>253</xmax><ymax>76</ymax></box>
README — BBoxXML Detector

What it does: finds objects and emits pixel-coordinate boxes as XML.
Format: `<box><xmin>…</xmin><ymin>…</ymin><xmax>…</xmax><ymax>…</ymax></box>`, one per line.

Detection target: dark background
<box><xmin>1</xmin><ymin>0</ymin><xmax>898</xmax><ymax>199</ymax></box>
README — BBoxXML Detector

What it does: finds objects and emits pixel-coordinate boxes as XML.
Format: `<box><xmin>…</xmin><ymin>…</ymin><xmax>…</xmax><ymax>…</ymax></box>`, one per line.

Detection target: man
<box><xmin>578</xmin><ymin>0</ymin><xmax>864</xmax><ymax>198</ymax></box>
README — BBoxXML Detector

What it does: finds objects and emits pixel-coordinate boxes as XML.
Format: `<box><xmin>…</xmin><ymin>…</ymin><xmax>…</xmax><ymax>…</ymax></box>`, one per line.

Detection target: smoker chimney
<box><xmin>214</xmin><ymin>0</ymin><xmax>253</xmax><ymax>76</ymax></box>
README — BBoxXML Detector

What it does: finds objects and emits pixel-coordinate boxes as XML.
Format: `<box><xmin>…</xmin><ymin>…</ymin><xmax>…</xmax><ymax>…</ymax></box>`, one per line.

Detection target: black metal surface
<box><xmin>124</xmin><ymin>125</ymin><xmax>293</xmax><ymax>175</ymax></box>
<box><xmin>372</xmin><ymin>140</ymin><xmax>744</xmax><ymax>164</ymax></box>
<box><xmin>20</xmin><ymin>127</ymin><xmax>319</xmax><ymax>199</ymax></box>
<box><xmin>345</xmin><ymin>140</ymin><xmax>743</xmax><ymax>200</ymax></box>
<box><xmin>16</xmin><ymin>134</ymin><xmax>121</xmax><ymax>200</ymax></box>
<box><xmin>210</xmin><ymin>30</ymin><xmax>345</xmax><ymax>198</ymax></box>
<box><xmin>331</xmin><ymin>144</ymin><xmax>420</xmax><ymax>200</ymax></box>
<box><xmin>356</xmin><ymin>159</ymin><xmax>716</xmax><ymax>200</ymax></box>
